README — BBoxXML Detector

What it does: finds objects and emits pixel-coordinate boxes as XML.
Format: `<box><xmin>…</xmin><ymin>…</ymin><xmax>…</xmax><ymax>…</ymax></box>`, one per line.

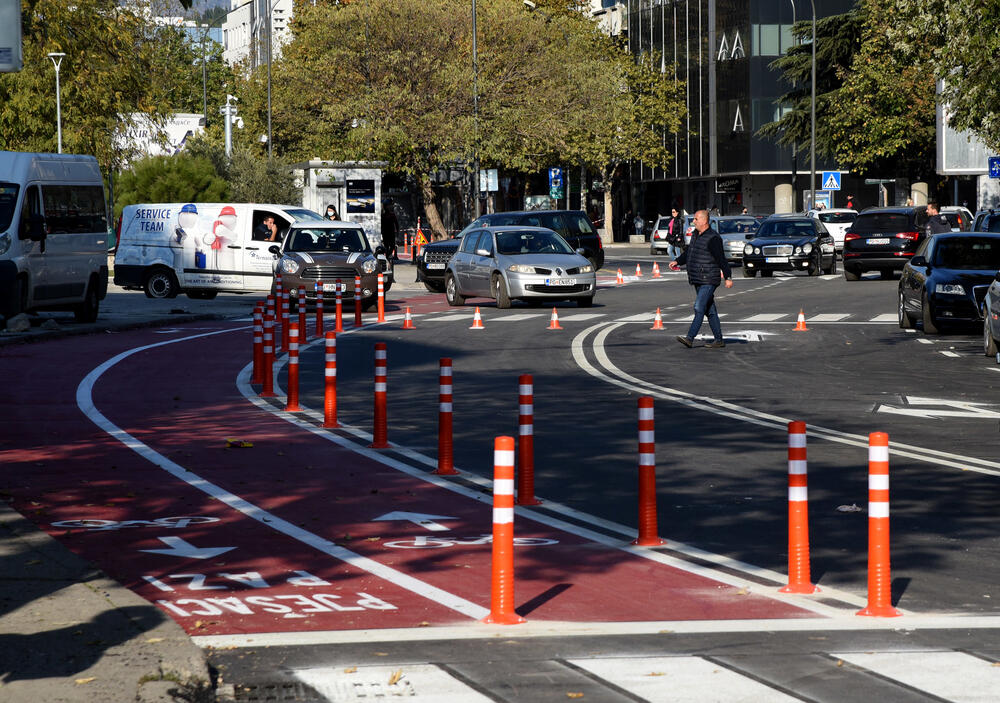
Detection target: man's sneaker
<box><xmin>675</xmin><ymin>335</ymin><xmax>693</xmax><ymax>348</ymax></box>
<box><xmin>706</xmin><ymin>339</ymin><xmax>726</xmax><ymax>348</ymax></box>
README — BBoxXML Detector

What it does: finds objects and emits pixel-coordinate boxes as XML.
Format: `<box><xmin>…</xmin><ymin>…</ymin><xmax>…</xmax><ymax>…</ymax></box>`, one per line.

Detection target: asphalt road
<box><xmin>3</xmin><ymin>250</ymin><xmax>1000</xmax><ymax>701</ymax></box>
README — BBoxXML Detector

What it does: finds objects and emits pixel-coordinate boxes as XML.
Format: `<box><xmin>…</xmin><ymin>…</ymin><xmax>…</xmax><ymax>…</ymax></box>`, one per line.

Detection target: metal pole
<box><xmin>472</xmin><ymin>0</ymin><xmax>480</xmax><ymax>218</ymax></box>
<box><xmin>267</xmin><ymin>2</ymin><xmax>273</xmax><ymax>158</ymax></box>
<box><xmin>47</xmin><ymin>53</ymin><xmax>65</xmax><ymax>154</ymax></box>
<box><xmin>809</xmin><ymin>0</ymin><xmax>816</xmax><ymax>211</ymax></box>
<box><xmin>202</xmin><ymin>36</ymin><xmax>208</xmax><ymax>127</ymax></box>
<box><xmin>788</xmin><ymin>0</ymin><xmax>797</xmax><ymax>209</ymax></box>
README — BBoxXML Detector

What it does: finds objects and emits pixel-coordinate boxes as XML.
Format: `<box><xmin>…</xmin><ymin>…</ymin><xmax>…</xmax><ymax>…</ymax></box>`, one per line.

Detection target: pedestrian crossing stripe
<box><xmin>417</xmin><ymin>312</ymin><xmax>901</xmax><ymax>324</ymax></box>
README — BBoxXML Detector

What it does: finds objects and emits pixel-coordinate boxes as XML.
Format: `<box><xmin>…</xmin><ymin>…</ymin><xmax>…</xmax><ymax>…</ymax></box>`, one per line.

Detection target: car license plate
<box><xmin>322</xmin><ymin>283</ymin><xmax>338</xmax><ymax>292</ymax></box>
<box><xmin>868</xmin><ymin>238</ymin><xmax>890</xmax><ymax>245</ymax></box>
<box><xmin>765</xmin><ymin>256</ymin><xmax>788</xmax><ymax>263</ymax></box>
<box><xmin>546</xmin><ymin>278</ymin><xmax>576</xmax><ymax>286</ymax></box>
<box><xmin>427</xmin><ymin>263</ymin><xmax>445</xmax><ymax>270</ymax></box>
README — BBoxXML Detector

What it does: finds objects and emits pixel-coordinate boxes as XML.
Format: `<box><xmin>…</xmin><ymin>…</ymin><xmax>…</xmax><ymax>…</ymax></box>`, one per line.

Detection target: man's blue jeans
<box><xmin>686</xmin><ymin>284</ymin><xmax>722</xmax><ymax>341</ymax></box>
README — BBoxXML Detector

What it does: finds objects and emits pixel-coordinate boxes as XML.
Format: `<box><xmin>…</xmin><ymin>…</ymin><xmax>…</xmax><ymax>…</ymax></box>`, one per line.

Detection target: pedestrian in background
<box><xmin>741</xmin><ymin>206</ymin><xmax>749</xmax><ymax>215</ymax></box>
<box><xmin>325</xmin><ymin>204</ymin><xmax>339</xmax><ymax>220</ymax></box>
<box><xmin>925</xmin><ymin>201</ymin><xmax>951</xmax><ymax>236</ymax></box>
<box><xmin>846</xmin><ymin>194</ymin><xmax>855</xmax><ymax>209</ymax></box>
<box><xmin>634</xmin><ymin>213</ymin><xmax>645</xmax><ymax>240</ymax></box>
<box><xmin>669</xmin><ymin>209</ymin><xmax>733</xmax><ymax>349</ymax></box>
<box><xmin>381</xmin><ymin>203</ymin><xmax>399</xmax><ymax>259</ymax></box>
<box><xmin>666</xmin><ymin>207</ymin><xmax>685</xmax><ymax>260</ymax></box>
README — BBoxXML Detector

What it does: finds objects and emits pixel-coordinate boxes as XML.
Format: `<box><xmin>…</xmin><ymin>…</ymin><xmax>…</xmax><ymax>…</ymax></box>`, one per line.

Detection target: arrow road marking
<box><xmin>373</xmin><ymin>512</ymin><xmax>456</xmax><ymax>532</ymax></box>
<box><xmin>874</xmin><ymin>395</ymin><xmax>1000</xmax><ymax>420</ymax></box>
<box><xmin>139</xmin><ymin>536</ymin><xmax>236</xmax><ymax>560</ymax></box>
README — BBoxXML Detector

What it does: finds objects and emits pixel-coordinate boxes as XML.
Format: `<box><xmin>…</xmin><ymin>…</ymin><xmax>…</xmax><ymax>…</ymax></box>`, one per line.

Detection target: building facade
<box><xmin>222</xmin><ymin>0</ymin><xmax>293</xmax><ymax>70</ymax></box>
<box><xmin>623</xmin><ymin>0</ymin><xmax>854</xmax><ymax>218</ymax></box>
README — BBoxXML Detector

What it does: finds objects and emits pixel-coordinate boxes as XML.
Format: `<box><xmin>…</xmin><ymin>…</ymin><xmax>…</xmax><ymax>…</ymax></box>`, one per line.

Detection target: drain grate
<box><xmin>228</xmin><ymin>681</ymin><xmax>326</xmax><ymax>702</ymax></box>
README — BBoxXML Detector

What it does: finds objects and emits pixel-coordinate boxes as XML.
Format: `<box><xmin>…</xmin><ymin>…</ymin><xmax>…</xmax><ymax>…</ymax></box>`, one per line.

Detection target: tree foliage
<box><xmin>115</xmin><ymin>153</ymin><xmax>229</xmax><ymax>217</ymax></box>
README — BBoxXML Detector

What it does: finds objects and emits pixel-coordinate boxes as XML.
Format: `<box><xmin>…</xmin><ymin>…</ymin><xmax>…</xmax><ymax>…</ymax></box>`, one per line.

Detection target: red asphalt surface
<box><xmin>1</xmin><ymin>302</ymin><xmax>816</xmax><ymax>638</ymax></box>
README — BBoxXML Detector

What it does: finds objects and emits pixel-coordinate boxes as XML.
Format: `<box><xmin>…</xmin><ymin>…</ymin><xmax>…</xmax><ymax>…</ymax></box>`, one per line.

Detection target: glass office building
<box><xmin>624</xmin><ymin>0</ymin><xmax>854</xmax><ymax>216</ymax></box>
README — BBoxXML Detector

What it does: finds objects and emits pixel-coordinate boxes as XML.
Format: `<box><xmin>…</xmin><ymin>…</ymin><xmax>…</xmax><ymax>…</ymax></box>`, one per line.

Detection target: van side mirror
<box><xmin>23</xmin><ymin>214</ymin><xmax>46</xmax><ymax>241</ymax></box>
<box><xmin>268</xmin><ymin>245</ymin><xmax>281</xmax><ymax>255</ymax></box>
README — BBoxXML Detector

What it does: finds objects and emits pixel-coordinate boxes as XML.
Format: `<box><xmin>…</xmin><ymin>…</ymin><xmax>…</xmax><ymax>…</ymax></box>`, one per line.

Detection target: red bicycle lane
<box><xmin>4</xmin><ymin>321</ymin><xmax>821</xmax><ymax>638</ymax></box>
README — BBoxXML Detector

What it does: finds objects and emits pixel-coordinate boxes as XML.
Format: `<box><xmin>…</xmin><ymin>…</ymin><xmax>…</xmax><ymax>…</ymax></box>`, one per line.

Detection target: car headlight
<box><xmin>362</xmin><ymin>258</ymin><xmax>377</xmax><ymax>274</ymax></box>
<box><xmin>744</xmin><ymin>244</ymin><xmax>754</xmax><ymax>255</ymax></box>
<box><xmin>802</xmin><ymin>243</ymin><xmax>813</xmax><ymax>254</ymax></box>
<box><xmin>0</xmin><ymin>232</ymin><xmax>10</xmax><ymax>256</ymax></box>
<box><xmin>754</xmin><ymin>247</ymin><xmax>761</xmax><ymax>255</ymax></box>
<box><xmin>508</xmin><ymin>264</ymin><xmax>535</xmax><ymax>273</ymax></box>
<box><xmin>279</xmin><ymin>258</ymin><xmax>299</xmax><ymax>274</ymax></box>
<box><xmin>578</xmin><ymin>265</ymin><xmax>593</xmax><ymax>273</ymax></box>
<box><xmin>935</xmin><ymin>283</ymin><xmax>966</xmax><ymax>295</ymax></box>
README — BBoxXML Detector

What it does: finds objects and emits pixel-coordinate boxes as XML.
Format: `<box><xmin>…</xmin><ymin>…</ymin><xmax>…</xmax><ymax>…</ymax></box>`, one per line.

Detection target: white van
<box><xmin>114</xmin><ymin>203</ymin><xmax>324</xmax><ymax>298</ymax></box>
<box><xmin>0</xmin><ymin>151</ymin><xmax>110</xmax><ymax>324</ymax></box>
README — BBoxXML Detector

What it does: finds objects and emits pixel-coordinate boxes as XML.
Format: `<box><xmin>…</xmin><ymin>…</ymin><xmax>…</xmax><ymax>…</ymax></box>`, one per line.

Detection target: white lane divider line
<box><xmin>673</xmin><ymin>314</ymin><xmax>729</xmax><ymax>322</ymax></box>
<box><xmin>832</xmin><ymin>651</ymin><xmax>1000</xmax><ymax>702</ymax></box>
<box><xmin>807</xmin><ymin>313</ymin><xmax>850</xmax><ymax>322</ymax></box>
<box><xmin>421</xmin><ymin>314</ymin><xmax>473</xmax><ymax>322</ymax></box>
<box><xmin>743</xmin><ymin>313</ymin><xmax>788</xmax><ymax>322</ymax></box>
<box><xmin>296</xmin><ymin>664</ymin><xmax>493</xmax><ymax>702</ymax></box>
<box><xmin>870</xmin><ymin>314</ymin><xmax>897</xmax><ymax>322</ymax></box>
<box><xmin>76</xmin><ymin>330</ymin><xmax>489</xmax><ymax>622</ymax></box>
<box><xmin>490</xmin><ymin>314</ymin><xmax>547</xmax><ymax>322</ymax></box>
<box><xmin>940</xmin><ymin>351</ymin><xmax>962</xmax><ymax>357</ymax></box>
<box><xmin>569</xmin><ymin>657</ymin><xmax>800</xmax><ymax>702</ymax></box>
<box><xmin>917</xmin><ymin>338</ymin><xmax>934</xmax><ymax>344</ymax></box>
<box><xmin>556</xmin><ymin>313</ymin><xmax>607</xmax><ymax>321</ymax></box>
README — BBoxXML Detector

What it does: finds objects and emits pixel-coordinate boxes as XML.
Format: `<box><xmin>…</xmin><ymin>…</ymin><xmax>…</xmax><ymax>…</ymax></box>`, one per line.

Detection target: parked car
<box><xmin>941</xmin><ymin>205</ymin><xmax>974</xmax><ymax>232</ymax></box>
<box><xmin>677</xmin><ymin>215</ymin><xmax>758</xmax><ymax>260</ymax></box>
<box><xmin>972</xmin><ymin>209</ymin><xmax>1000</xmax><ymax>233</ymax></box>
<box><xmin>649</xmin><ymin>215</ymin><xmax>677</xmax><ymax>255</ymax></box>
<box><xmin>447</xmin><ymin>210</ymin><xmax>604</xmax><ymax>272</ymax></box>
<box><xmin>808</xmin><ymin>208</ymin><xmax>857</xmax><ymax>252</ymax></box>
<box><xmin>898</xmin><ymin>232</ymin><xmax>1000</xmax><ymax>334</ymax></box>
<box><xmin>983</xmin><ymin>269</ymin><xmax>1000</xmax><ymax>356</ymax></box>
<box><xmin>270</xmin><ymin>222</ymin><xmax>391</xmax><ymax>310</ymax></box>
<box><xmin>444</xmin><ymin>226</ymin><xmax>596</xmax><ymax>308</ymax></box>
<box><xmin>742</xmin><ymin>214</ymin><xmax>837</xmax><ymax>277</ymax></box>
<box><xmin>842</xmin><ymin>206</ymin><xmax>929</xmax><ymax>281</ymax></box>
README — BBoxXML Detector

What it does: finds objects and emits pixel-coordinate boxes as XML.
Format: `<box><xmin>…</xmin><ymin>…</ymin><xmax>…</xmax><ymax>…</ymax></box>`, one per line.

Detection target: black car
<box><xmin>898</xmin><ymin>232</ymin><xmax>1000</xmax><ymax>334</ymax></box>
<box><xmin>842</xmin><ymin>207</ymin><xmax>928</xmax><ymax>280</ymax></box>
<box><xmin>984</xmin><ymin>268</ymin><xmax>1000</xmax><ymax>356</ymax></box>
<box><xmin>742</xmin><ymin>215</ymin><xmax>837</xmax><ymax>277</ymax></box>
<box><xmin>972</xmin><ymin>209</ymin><xmax>1000</xmax><ymax>233</ymax></box>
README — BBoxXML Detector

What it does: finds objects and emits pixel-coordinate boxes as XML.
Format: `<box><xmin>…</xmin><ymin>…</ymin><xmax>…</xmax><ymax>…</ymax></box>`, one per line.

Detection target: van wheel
<box><xmin>144</xmin><ymin>268</ymin><xmax>179</xmax><ymax>299</ymax></box>
<box><xmin>73</xmin><ymin>278</ymin><xmax>100</xmax><ymax>322</ymax></box>
<box><xmin>4</xmin><ymin>276</ymin><xmax>26</xmax><ymax>318</ymax></box>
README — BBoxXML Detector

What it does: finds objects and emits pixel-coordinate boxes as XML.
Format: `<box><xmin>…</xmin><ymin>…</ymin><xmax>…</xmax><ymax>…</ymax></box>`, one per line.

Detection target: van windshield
<box><xmin>285</xmin><ymin>208</ymin><xmax>326</xmax><ymax>222</ymax></box>
<box><xmin>0</xmin><ymin>183</ymin><xmax>19</xmax><ymax>232</ymax></box>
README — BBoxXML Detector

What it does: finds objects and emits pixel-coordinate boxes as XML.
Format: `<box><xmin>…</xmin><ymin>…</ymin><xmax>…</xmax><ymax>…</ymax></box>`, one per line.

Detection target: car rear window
<box><xmin>981</xmin><ymin>215</ymin><xmax>1000</xmax><ymax>233</ymax></box>
<box><xmin>932</xmin><ymin>238</ymin><xmax>1000</xmax><ymax>269</ymax></box>
<box><xmin>818</xmin><ymin>212</ymin><xmax>857</xmax><ymax>224</ymax></box>
<box><xmin>851</xmin><ymin>213</ymin><xmax>912</xmax><ymax>233</ymax></box>
<box><xmin>563</xmin><ymin>213</ymin><xmax>596</xmax><ymax>236</ymax></box>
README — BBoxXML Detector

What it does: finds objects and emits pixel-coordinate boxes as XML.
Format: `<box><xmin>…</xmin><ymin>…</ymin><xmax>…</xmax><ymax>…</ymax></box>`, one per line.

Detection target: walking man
<box><xmin>669</xmin><ymin>209</ymin><xmax>733</xmax><ymax>348</ymax></box>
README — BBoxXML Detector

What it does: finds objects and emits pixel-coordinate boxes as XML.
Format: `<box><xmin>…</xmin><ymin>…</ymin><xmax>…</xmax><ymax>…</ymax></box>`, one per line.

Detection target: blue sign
<box><xmin>821</xmin><ymin>171</ymin><xmax>842</xmax><ymax>191</ymax></box>
<box><xmin>989</xmin><ymin>157</ymin><xmax>1000</xmax><ymax>179</ymax></box>
<box><xmin>548</xmin><ymin>167</ymin><xmax>563</xmax><ymax>200</ymax></box>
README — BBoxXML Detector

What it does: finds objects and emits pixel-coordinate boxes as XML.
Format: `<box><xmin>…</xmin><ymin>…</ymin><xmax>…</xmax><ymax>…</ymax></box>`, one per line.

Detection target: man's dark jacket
<box><xmin>675</xmin><ymin>226</ymin><xmax>732</xmax><ymax>285</ymax></box>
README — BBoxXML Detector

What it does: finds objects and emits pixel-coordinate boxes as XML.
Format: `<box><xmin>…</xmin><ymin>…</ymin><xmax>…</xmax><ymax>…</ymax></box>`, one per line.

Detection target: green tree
<box><xmin>228</xmin><ymin>148</ymin><xmax>300</xmax><ymax>205</ymax></box>
<box><xmin>115</xmin><ymin>153</ymin><xmax>229</xmax><ymax>218</ymax></box>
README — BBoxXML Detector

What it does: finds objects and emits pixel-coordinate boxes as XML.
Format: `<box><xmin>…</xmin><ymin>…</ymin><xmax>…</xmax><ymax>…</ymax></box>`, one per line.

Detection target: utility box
<box><xmin>293</xmin><ymin>160</ymin><xmax>386</xmax><ymax>247</ymax></box>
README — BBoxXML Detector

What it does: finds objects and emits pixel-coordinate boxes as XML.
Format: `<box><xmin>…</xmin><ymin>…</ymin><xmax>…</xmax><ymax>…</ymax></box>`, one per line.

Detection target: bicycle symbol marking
<box><xmin>383</xmin><ymin>534</ymin><xmax>559</xmax><ymax>549</ymax></box>
<box><xmin>50</xmin><ymin>516</ymin><xmax>220</xmax><ymax>531</ymax></box>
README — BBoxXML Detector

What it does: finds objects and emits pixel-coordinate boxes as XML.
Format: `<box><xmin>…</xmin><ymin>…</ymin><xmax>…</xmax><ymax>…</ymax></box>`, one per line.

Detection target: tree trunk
<box><xmin>601</xmin><ymin>165</ymin><xmax>614</xmax><ymax>245</ymax></box>
<box><xmin>419</xmin><ymin>173</ymin><xmax>448</xmax><ymax>240</ymax></box>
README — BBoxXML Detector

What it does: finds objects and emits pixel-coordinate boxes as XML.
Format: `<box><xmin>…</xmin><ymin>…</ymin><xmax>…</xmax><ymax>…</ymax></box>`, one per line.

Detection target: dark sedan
<box><xmin>416</xmin><ymin>234</ymin><xmax>466</xmax><ymax>293</ymax></box>
<box><xmin>843</xmin><ymin>207</ymin><xmax>928</xmax><ymax>280</ymax></box>
<box><xmin>898</xmin><ymin>232</ymin><xmax>1000</xmax><ymax>334</ymax></box>
<box><xmin>742</xmin><ymin>215</ymin><xmax>837</xmax><ymax>277</ymax></box>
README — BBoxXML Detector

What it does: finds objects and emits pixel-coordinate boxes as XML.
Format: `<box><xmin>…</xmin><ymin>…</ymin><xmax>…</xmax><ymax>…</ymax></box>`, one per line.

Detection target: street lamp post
<box><xmin>809</xmin><ymin>0</ymin><xmax>816</xmax><ymax>211</ymax></box>
<box><xmin>472</xmin><ymin>0</ymin><xmax>480</xmax><ymax>218</ymax></box>
<box><xmin>266</xmin><ymin>3</ymin><xmax>272</xmax><ymax>159</ymax></box>
<box><xmin>47</xmin><ymin>52</ymin><xmax>65</xmax><ymax>154</ymax></box>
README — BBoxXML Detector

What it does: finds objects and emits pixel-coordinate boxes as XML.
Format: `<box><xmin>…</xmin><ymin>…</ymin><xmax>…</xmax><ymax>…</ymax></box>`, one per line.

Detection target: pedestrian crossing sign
<box><xmin>822</xmin><ymin>171</ymin><xmax>842</xmax><ymax>190</ymax></box>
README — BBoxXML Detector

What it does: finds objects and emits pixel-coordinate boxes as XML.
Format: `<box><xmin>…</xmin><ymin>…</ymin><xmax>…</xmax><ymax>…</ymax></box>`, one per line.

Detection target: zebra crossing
<box><xmin>264</xmin><ymin>649</ymin><xmax>1000</xmax><ymax>702</ymax></box>
<box><xmin>410</xmin><ymin>310</ymin><xmax>898</xmax><ymax>325</ymax></box>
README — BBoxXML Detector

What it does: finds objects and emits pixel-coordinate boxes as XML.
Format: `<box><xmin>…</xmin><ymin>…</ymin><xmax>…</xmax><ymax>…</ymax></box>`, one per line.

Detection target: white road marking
<box><xmin>870</xmin><ymin>313</ymin><xmax>897</xmax><ymax>322</ymax></box>
<box><xmin>421</xmin><ymin>314</ymin><xmax>472</xmax><ymax>322</ymax></box>
<box><xmin>569</xmin><ymin>656</ymin><xmax>800</xmax><ymax>703</ymax></box>
<box><xmin>940</xmin><ymin>350</ymin><xmax>962</xmax><ymax>358</ymax></box>
<box><xmin>615</xmin><ymin>313</ymin><xmax>661</xmax><ymax>322</ymax></box>
<box><xmin>490</xmin><ymin>313</ymin><xmax>545</xmax><ymax>321</ymax></box>
<box><xmin>917</xmin><ymin>338</ymin><xmax>934</xmax><ymax>344</ymax></box>
<box><xmin>833</xmin><ymin>651</ymin><xmax>1000</xmax><ymax>702</ymax></box>
<box><xmin>194</xmin><ymin>613</ymin><xmax>1000</xmax><ymax>648</ymax></box>
<box><xmin>295</xmin><ymin>664</ymin><xmax>492</xmax><ymax>702</ymax></box>
<box><xmin>572</xmin><ymin>321</ymin><xmax>1000</xmax><ymax>480</ymax></box>
<box><xmin>76</xmin><ymin>331</ymin><xmax>489</xmax><ymax>621</ymax></box>
<box><xmin>674</xmin><ymin>314</ymin><xmax>728</xmax><ymax>322</ymax></box>
<box><xmin>556</xmin><ymin>313</ymin><xmax>607</xmax><ymax>321</ymax></box>
<box><xmin>807</xmin><ymin>313</ymin><xmax>850</xmax><ymax>322</ymax></box>
<box><xmin>743</xmin><ymin>313</ymin><xmax>787</xmax><ymax>322</ymax></box>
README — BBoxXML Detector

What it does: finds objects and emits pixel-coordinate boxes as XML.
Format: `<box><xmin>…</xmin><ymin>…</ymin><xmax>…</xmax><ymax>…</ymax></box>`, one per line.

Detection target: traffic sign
<box><xmin>548</xmin><ymin>167</ymin><xmax>564</xmax><ymax>200</ymax></box>
<box><xmin>989</xmin><ymin>156</ymin><xmax>1000</xmax><ymax>179</ymax></box>
<box><xmin>821</xmin><ymin>171</ymin><xmax>841</xmax><ymax>191</ymax></box>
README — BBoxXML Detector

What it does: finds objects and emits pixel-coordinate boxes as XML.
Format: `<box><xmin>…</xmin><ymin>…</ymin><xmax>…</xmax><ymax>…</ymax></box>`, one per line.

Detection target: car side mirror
<box><xmin>475</xmin><ymin>248</ymin><xmax>492</xmax><ymax>257</ymax></box>
<box><xmin>745</xmin><ymin>233</ymin><xmax>754</xmax><ymax>240</ymax></box>
<box><xmin>575</xmin><ymin>247</ymin><xmax>586</xmax><ymax>256</ymax></box>
<box><xmin>268</xmin><ymin>245</ymin><xmax>281</xmax><ymax>255</ymax></box>
<box><xmin>375</xmin><ymin>245</ymin><xmax>386</xmax><ymax>255</ymax></box>
<box><xmin>911</xmin><ymin>256</ymin><xmax>928</xmax><ymax>268</ymax></box>
<box><xmin>995</xmin><ymin>270</ymin><xmax>1000</xmax><ymax>282</ymax></box>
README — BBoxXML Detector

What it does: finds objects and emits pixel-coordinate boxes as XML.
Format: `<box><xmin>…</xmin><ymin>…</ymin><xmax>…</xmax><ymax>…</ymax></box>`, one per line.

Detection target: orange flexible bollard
<box><xmin>280</xmin><ymin>290</ymin><xmax>290</xmax><ymax>352</ymax></box>
<box><xmin>323</xmin><ymin>332</ymin><xmax>338</xmax><ymax>428</ymax></box>
<box><xmin>481</xmin><ymin>435</ymin><xmax>526</xmax><ymax>625</ymax></box>
<box><xmin>298</xmin><ymin>285</ymin><xmax>307</xmax><ymax>341</ymax></box>
<box><xmin>354</xmin><ymin>275</ymin><xmax>363</xmax><ymax>327</ymax></box>
<box><xmin>434</xmin><ymin>358</ymin><xmax>458</xmax><ymax>475</ymax></box>
<box><xmin>369</xmin><ymin>342</ymin><xmax>389</xmax><ymax>448</ymax></box>
<box><xmin>251</xmin><ymin>303</ymin><xmax>264</xmax><ymax>384</ymax></box>
<box><xmin>260</xmin><ymin>313</ymin><xmax>276</xmax><ymax>398</ymax></box>
<box><xmin>857</xmin><ymin>432</ymin><xmax>902</xmax><ymax>617</ymax></box>
<box><xmin>285</xmin><ymin>323</ymin><xmax>302</xmax><ymax>411</ymax></box>
<box><xmin>315</xmin><ymin>280</ymin><xmax>325</xmax><ymax>337</ymax></box>
<box><xmin>335</xmin><ymin>279</ymin><xmax>344</xmax><ymax>333</ymax></box>
<box><xmin>633</xmin><ymin>396</ymin><xmax>665</xmax><ymax>546</ymax></box>
<box><xmin>516</xmin><ymin>375</ymin><xmax>541</xmax><ymax>505</ymax></box>
<box><xmin>377</xmin><ymin>272</ymin><xmax>386</xmax><ymax>323</ymax></box>
<box><xmin>780</xmin><ymin>421</ymin><xmax>817</xmax><ymax>593</ymax></box>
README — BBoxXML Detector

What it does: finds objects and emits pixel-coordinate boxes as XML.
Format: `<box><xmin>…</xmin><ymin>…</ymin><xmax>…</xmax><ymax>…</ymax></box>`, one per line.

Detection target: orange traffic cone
<box><xmin>616</xmin><ymin>268</ymin><xmax>624</xmax><ymax>285</ymax></box>
<box><xmin>793</xmin><ymin>309</ymin><xmax>808</xmax><ymax>331</ymax></box>
<box><xmin>470</xmin><ymin>307</ymin><xmax>485</xmax><ymax>329</ymax></box>
<box><xmin>635</xmin><ymin>263</ymin><xmax>642</xmax><ymax>277</ymax></box>
<box><xmin>652</xmin><ymin>262</ymin><xmax>661</xmax><ymax>278</ymax></box>
<box><xmin>401</xmin><ymin>307</ymin><xmax>416</xmax><ymax>330</ymax></box>
<box><xmin>650</xmin><ymin>308</ymin><xmax>664</xmax><ymax>330</ymax></box>
<box><xmin>547</xmin><ymin>307</ymin><xmax>563</xmax><ymax>330</ymax></box>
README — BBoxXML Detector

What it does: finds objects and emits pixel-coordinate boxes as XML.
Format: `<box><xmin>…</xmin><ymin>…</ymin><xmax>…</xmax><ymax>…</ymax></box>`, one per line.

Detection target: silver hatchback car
<box><xmin>444</xmin><ymin>226</ymin><xmax>597</xmax><ymax>308</ymax></box>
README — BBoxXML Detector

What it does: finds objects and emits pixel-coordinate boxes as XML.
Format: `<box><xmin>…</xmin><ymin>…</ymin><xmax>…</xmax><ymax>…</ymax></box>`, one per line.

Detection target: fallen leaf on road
<box><xmin>836</xmin><ymin>659</ymin><xmax>844</xmax><ymax>667</ymax></box>
<box><xmin>566</xmin><ymin>693</ymin><xmax>584</xmax><ymax>699</ymax></box>
<box><xmin>645</xmin><ymin>672</ymin><xmax>666</xmax><ymax>676</ymax></box>
<box><xmin>75</xmin><ymin>677</ymin><xmax>96</xmax><ymax>685</ymax></box>
<box><xmin>418</xmin><ymin>621</ymin><xmax>430</xmax><ymax>627</ymax></box>
<box><xmin>145</xmin><ymin>637</ymin><xmax>164</xmax><ymax>644</ymax></box>
<box><xmin>388</xmin><ymin>670</ymin><xmax>403</xmax><ymax>685</ymax></box>
<box><xmin>736</xmin><ymin>588</ymin><xmax>749</xmax><ymax>595</ymax></box>
<box><xmin>373</xmin><ymin>652</ymin><xmax>388</xmax><ymax>656</ymax></box>
<box><xmin>344</xmin><ymin>667</ymin><xmax>357</xmax><ymax>673</ymax></box>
